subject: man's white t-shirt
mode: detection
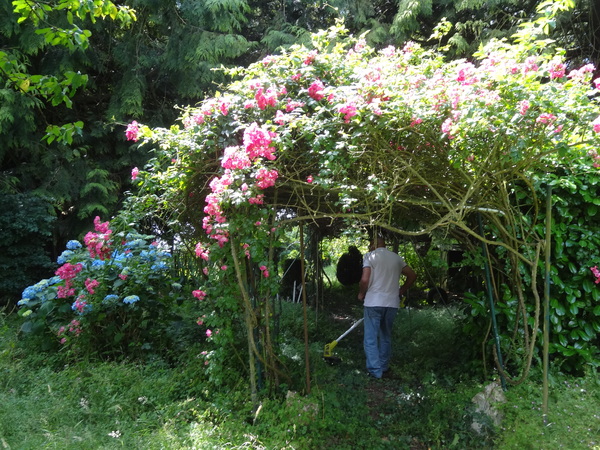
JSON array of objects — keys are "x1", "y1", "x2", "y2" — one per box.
[{"x1": 363, "y1": 247, "x2": 407, "y2": 308}]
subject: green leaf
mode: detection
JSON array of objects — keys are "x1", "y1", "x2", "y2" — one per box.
[
  {"x1": 582, "y1": 278, "x2": 594, "y2": 293},
  {"x1": 558, "y1": 333, "x2": 568, "y2": 346}
]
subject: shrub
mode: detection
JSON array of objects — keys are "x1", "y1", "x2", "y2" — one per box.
[{"x1": 17, "y1": 216, "x2": 187, "y2": 358}]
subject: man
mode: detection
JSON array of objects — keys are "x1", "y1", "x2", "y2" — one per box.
[{"x1": 358, "y1": 234, "x2": 417, "y2": 379}]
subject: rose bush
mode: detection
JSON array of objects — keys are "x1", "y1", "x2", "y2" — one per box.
[{"x1": 123, "y1": 9, "x2": 600, "y2": 385}]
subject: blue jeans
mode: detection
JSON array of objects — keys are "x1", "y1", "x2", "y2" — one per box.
[{"x1": 363, "y1": 306, "x2": 398, "y2": 378}]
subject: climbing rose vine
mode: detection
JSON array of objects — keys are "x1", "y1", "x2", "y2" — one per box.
[{"x1": 124, "y1": 21, "x2": 600, "y2": 382}]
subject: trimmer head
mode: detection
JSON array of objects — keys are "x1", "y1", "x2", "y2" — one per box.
[
  {"x1": 323, "y1": 340, "x2": 338, "y2": 359},
  {"x1": 322, "y1": 318, "x2": 364, "y2": 363}
]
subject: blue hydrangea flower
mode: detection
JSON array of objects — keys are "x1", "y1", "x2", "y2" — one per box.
[
  {"x1": 102, "y1": 294, "x2": 119, "y2": 305},
  {"x1": 113, "y1": 251, "x2": 132, "y2": 262},
  {"x1": 66, "y1": 240, "x2": 82, "y2": 250},
  {"x1": 91, "y1": 259, "x2": 106, "y2": 268},
  {"x1": 21, "y1": 285, "x2": 38, "y2": 300},
  {"x1": 21, "y1": 277, "x2": 59, "y2": 302},
  {"x1": 57, "y1": 250, "x2": 74, "y2": 264},
  {"x1": 123, "y1": 295, "x2": 140, "y2": 304},
  {"x1": 151, "y1": 261, "x2": 168, "y2": 271},
  {"x1": 126, "y1": 239, "x2": 146, "y2": 250},
  {"x1": 140, "y1": 250, "x2": 157, "y2": 261}
]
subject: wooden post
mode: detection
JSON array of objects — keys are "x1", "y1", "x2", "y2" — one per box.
[{"x1": 299, "y1": 222, "x2": 311, "y2": 394}]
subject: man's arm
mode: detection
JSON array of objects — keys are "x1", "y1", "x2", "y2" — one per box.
[
  {"x1": 357, "y1": 267, "x2": 371, "y2": 301},
  {"x1": 399, "y1": 265, "x2": 417, "y2": 297}
]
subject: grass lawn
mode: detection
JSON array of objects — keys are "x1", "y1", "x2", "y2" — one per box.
[{"x1": 1, "y1": 294, "x2": 599, "y2": 449}]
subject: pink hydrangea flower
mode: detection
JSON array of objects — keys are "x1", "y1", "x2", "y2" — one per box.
[
  {"x1": 85, "y1": 278, "x2": 99, "y2": 295},
  {"x1": 131, "y1": 167, "x2": 139, "y2": 180},
  {"x1": 56, "y1": 262, "x2": 83, "y2": 281},
  {"x1": 73, "y1": 296, "x2": 87, "y2": 314},
  {"x1": 57, "y1": 283, "x2": 76, "y2": 298},
  {"x1": 206, "y1": 329, "x2": 212, "y2": 337}
]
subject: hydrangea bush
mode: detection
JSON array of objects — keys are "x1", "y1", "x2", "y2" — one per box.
[{"x1": 18, "y1": 216, "x2": 186, "y2": 357}]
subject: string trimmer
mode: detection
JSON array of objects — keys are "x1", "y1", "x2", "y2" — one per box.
[{"x1": 323, "y1": 318, "x2": 363, "y2": 362}]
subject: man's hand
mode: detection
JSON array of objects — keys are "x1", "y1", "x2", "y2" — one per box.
[
  {"x1": 358, "y1": 267, "x2": 370, "y2": 302},
  {"x1": 399, "y1": 265, "x2": 417, "y2": 297}
]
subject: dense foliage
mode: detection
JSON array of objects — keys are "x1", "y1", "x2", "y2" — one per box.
[
  {"x1": 0, "y1": 194, "x2": 55, "y2": 304},
  {"x1": 3, "y1": 0, "x2": 599, "y2": 302}
]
